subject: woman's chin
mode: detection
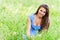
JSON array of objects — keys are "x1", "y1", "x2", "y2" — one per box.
[{"x1": 39, "y1": 15, "x2": 43, "y2": 18}]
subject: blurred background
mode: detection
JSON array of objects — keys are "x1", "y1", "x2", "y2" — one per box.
[{"x1": 0, "y1": 0, "x2": 60, "y2": 40}]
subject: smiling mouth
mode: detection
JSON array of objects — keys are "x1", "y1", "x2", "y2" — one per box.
[{"x1": 39, "y1": 13, "x2": 43, "y2": 16}]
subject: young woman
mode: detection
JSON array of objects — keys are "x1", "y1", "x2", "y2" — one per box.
[{"x1": 26, "y1": 4, "x2": 49, "y2": 37}]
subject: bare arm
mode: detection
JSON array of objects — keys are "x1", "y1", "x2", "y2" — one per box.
[{"x1": 26, "y1": 17, "x2": 31, "y2": 36}]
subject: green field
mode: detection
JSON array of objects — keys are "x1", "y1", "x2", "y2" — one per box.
[{"x1": 0, "y1": 0, "x2": 60, "y2": 40}]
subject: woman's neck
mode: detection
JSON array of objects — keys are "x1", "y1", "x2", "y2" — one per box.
[{"x1": 36, "y1": 14, "x2": 42, "y2": 20}]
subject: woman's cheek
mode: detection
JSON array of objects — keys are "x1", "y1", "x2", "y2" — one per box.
[
  {"x1": 41, "y1": 13, "x2": 45, "y2": 16},
  {"x1": 43, "y1": 13, "x2": 45, "y2": 16}
]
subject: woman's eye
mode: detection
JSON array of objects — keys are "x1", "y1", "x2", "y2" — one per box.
[
  {"x1": 43, "y1": 11, "x2": 46, "y2": 13},
  {"x1": 40, "y1": 10, "x2": 46, "y2": 13},
  {"x1": 40, "y1": 10, "x2": 42, "y2": 12}
]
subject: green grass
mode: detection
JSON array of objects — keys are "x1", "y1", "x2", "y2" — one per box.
[{"x1": 0, "y1": 0, "x2": 60, "y2": 40}]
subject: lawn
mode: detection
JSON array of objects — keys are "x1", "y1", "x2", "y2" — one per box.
[{"x1": 0, "y1": 0, "x2": 60, "y2": 40}]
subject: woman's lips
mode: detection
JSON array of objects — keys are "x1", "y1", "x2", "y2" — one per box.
[{"x1": 40, "y1": 13, "x2": 45, "y2": 16}]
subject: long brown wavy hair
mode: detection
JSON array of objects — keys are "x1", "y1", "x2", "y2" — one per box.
[{"x1": 35, "y1": 4, "x2": 49, "y2": 31}]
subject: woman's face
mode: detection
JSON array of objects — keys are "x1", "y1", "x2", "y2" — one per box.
[{"x1": 37, "y1": 7, "x2": 46, "y2": 18}]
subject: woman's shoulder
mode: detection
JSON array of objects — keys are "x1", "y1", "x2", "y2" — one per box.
[
  {"x1": 28, "y1": 14, "x2": 34, "y2": 18},
  {"x1": 27, "y1": 13, "x2": 34, "y2": 22}
]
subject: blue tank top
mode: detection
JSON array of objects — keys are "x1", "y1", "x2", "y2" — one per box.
[{"x1": 29, "y1": 14, "x2": 41, "y2": 36}]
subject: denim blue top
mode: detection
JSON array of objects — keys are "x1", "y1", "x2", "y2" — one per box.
[{"x1": 29, "y1": 14, "x2": 41, "y2": 36}]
